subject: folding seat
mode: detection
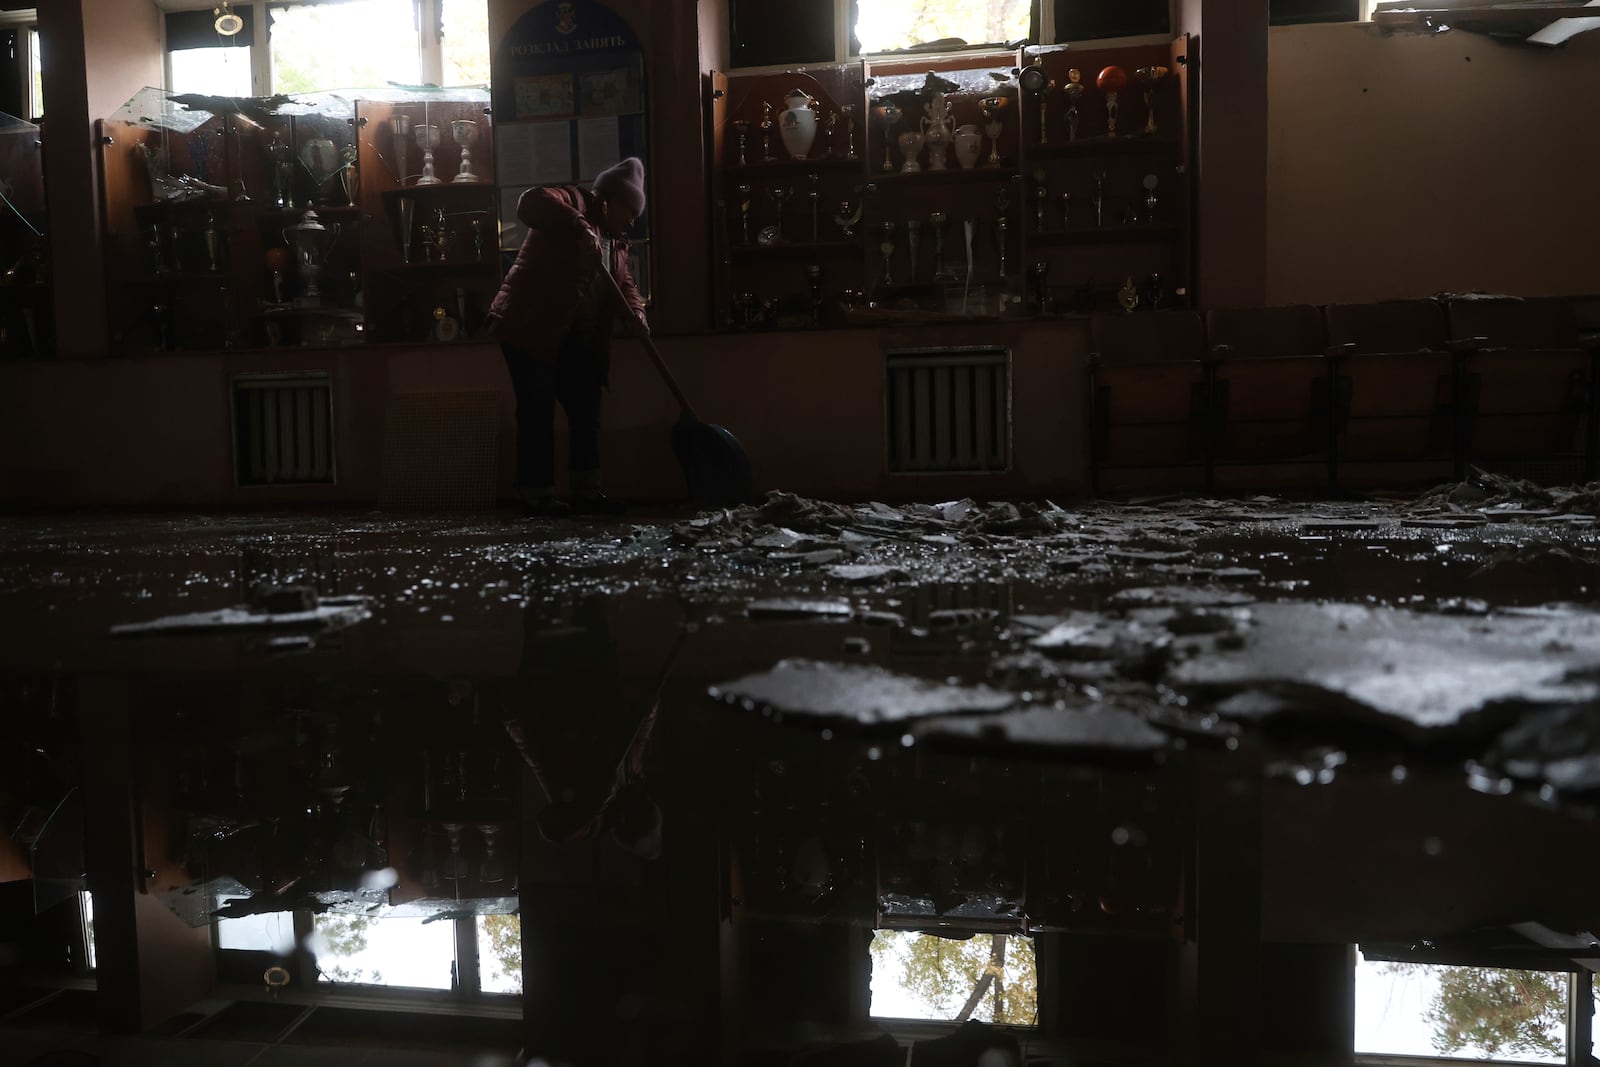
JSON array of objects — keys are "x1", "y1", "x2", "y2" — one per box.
[
  {"x1": 1204, "y1": 305, "x2": 1331, "y2": 489},
  {"x1": 1086, "y1": 311, "x2": 1209, "y2": 494},
  {"x1": 1445, "y1": 296, "x2": 1594, "y2": 480},
  {"x1": 1323, "y1": 300, "x2": 1457, "y2": 487}
]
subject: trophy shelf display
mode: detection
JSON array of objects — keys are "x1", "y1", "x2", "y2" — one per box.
[
  {"x1": 709, "y1": 34, "x2": 1192, "y2": 328},
  {"x1": 99, "y1": 85, "x2": 496, "y2": 354}
]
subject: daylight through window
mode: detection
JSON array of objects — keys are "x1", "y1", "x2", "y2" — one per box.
[{"x1": 854, "y1": 0, "x2": 1033, "y2": 55}]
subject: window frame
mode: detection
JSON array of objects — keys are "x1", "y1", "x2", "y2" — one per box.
[
  {"x1": 0, "y1": 10, "x2": 40, "y2": 120},
  {"x1": 723, "y1": 0, "x2": 1180, "y2": 72},
  {"x1": 156, "y1": 0, "x2": 485, "y2": 97}
]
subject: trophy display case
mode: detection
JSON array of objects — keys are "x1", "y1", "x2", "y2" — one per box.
[
  {"x1": 0, "y1": 111, "x2": 50, "y2": 358},
  {"x1": 709, "y1": 36, "x2": 1192, "y2": 329},
  {"x1": 99, "y1": 86, "x2": 496, "y2": 353}
]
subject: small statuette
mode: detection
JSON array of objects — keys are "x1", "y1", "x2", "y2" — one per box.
[
  {"x1": 1142, "y1": 173, "x2": 1159, "y2": 224},
  {"x1": 1093, "y1": 170, "x2": 1107, "y2": 228},
  {"x1": 1118, "y1": 275, "x2": 1140, "y2": 312},
  {"x1": 737, "y1": 183, "x2": 752, "y2": 244},
  {"x1": 731, "y1": 119, "x2": 750, "y2": 167},
  {"x1": 832, "y1": 199, "x2": 862, "y2": 238},
  {"x1": 1062, "y1": 69, "x2": 1085, "y2": 142},
  {"x1": 1060, "y1": 191, "x2": 1072, "y2": 231}
]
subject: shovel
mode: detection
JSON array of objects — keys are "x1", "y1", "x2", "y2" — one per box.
[{"x1": 599, "y1": 269, "x2": 754, "y2": 507}]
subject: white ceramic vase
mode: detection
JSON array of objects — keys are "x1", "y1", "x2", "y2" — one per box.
[
  {"x1": 953, "y1": 124, "x2": 982, "y2": 169},
  {"x1": 778, "y1": 89, "x2": 818, "y2": 160}
]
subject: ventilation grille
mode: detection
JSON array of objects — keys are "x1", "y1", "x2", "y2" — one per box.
[
  {"x1": 232, "y1": 372, "x2": 336, "y2": 487},
  {"x1": 886, "y1": 347, "x2": 1011, "y2": 474}
]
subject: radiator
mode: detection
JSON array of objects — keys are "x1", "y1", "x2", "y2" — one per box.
[
  {"x1": 886, "y1": 347, "x2": 1011, "y2": 473},
  {"x1": 231, "y1": 372, "x2": 336, "y2": 487}
]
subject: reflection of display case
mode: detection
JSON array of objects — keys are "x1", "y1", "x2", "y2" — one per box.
[
  {"x1": 0, "y1": 112, "x2": 50, "y2": 358},
  {"x1": 709, "y1": 38, "x2": 1192, "y2": 330},
  {"x1": 100, "y1": 87, "x2": 497, "y2": 353}
]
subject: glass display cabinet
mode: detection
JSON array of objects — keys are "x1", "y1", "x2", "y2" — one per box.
[
  {"x1": 709, "y1": 36, "x2": 1192, "y2": 330},
  {"x1": 100, "y1": 86, "x2": 497, "y2": 353},
  {"x1": 0, "y1": 110, "x2": 49, "y2": 358}
]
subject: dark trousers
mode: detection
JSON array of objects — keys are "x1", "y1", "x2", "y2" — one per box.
[{"x1": 501, "y1": 336, "x2": 603, "y2": 490}]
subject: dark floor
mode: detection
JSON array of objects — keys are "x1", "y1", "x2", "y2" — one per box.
[{"x1": 5, "y1": 485, "x2": 1600, "y2": 1065}]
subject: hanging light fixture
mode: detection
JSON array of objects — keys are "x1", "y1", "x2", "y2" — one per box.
[{"x1": 214, "y1": 1, "x2": 244, "y2": 36}]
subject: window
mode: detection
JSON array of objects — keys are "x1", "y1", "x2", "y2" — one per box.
[
  {"x1": 27, "y1": 27, "x2": 40, "y2": 119},
  {"x1": 870, "y1": 930, "x2": 1038, "y2": 1026},
  {"x1": 166, "y1": 7, "x2": 255, "y2": 97},
  {"x1": 854, "y1": 0, "x2": 1033, "y2": 55},
  {"x1": 163, "y1": 0, "x2": 490, "y2": 98},
  {"x1": 1269, "y1": 0, "x2": 1362, "y2": 25},
  {"x1": 726, "y1": 1, "x2": 1176, "y2": 68},
  {"x1": 270, "y1": 0, "x2": 420, "y2": 95}
]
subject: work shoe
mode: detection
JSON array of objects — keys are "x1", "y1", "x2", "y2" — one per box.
[{"x1": 569, "y1": 493, "x2": 627, "y2": 516}]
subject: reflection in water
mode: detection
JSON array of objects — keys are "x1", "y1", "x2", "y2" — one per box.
[
  {"x1": 1355, "y1": 951, "x2": 1577, "y2": 1064},
  {"x1": 870, "y1": 931, "x2": 1037, "y2": 1025},
  {"x1": 1, "y1": 502, "x2": 1600, "y2": 1064}
]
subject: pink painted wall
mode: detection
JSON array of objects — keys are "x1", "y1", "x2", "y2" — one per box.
[
  {"x1": 1, "y1": 321, "x2": 1091, "y2": 509},
  {"x1": 83, "y1": 0, "x2": 162, "y2": 122},
  {"x1": 1266, "y1": 23, "x2": 1600, "y2": 304}
]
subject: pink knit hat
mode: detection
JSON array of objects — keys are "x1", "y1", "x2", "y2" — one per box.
[{"x1": 593, "y1": 156, "x2": 646, "y2": 217}]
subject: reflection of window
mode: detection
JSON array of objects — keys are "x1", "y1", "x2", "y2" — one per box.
[
  {"x1": 162, "y1": 0, "x2": 491, "y2": 97},
  {"x1": 311, "y1": 913, "x2": 456, "y2": 990},
  {"x1": 215, "y1": 898, "x2": 296, "y2": 955},
  {"x1": 1355, "y1": 950, "x2": 1575, "y2": 1064},
  {"x1": 476, "y1": 914, "x2": 521, "y2": 994},
  {"x1": 869, "y1": 930, "x2": 1038, "y2": 1026},
  {"x1": 79, "y1": 891, "x2": 96, "y2": 971}
]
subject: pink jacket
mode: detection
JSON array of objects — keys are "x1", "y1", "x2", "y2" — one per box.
[{"x1": 485, "y1": 184, "x2": 647, "y2": 365}]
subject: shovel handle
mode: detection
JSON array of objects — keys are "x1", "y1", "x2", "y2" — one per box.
[{"x1": 597, "y1": 266, "x2": 697, "y2": 420}]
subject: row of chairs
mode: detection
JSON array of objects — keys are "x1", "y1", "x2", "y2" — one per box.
[{"x1": 1086, "y1": 296, "x2": 1598, "y2": 493}]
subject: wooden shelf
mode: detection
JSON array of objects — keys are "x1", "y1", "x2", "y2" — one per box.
[
  {"x1": 1029, "y1": 224, "x2": 1182, "y2": 247},
  {"x1": 381, "y1": 183, "x2": 496, "y2": 199},
  {"x1": 369, "y1": 259, "x2": 499, "y2": 274},
  {"x1": 731, "y1": 239, "x2": 860, "y2": 258},
  {"x1": 1028, "y1": 135, "x2": 1182, "y2": 160},
  {"x1": 725, "y1": 156, "x2": 862, "y2": 177},
  {"x1": 869, "y1": 166, "x2": 1020, "y2": 186}
]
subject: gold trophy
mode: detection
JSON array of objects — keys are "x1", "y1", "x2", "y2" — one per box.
[
  {"x1": 1136, "y1": 66, "x2": 1169, "y2": 136},
  {"x1": 1096, "y1": 66, "x2": 1128, "y2": 137},
  {"x1": 1062, "y1": 69, "x2": 1085, "y2": 142},
  {"x1": 872, "y1": 102, "x2": 903, "y2": 172},
  {"x1": 759, "y1": 102, "x2": 775, "y2": 162},
  {"x1": 980, "y1": 96, "x2": 1009, "y2": 167}
]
